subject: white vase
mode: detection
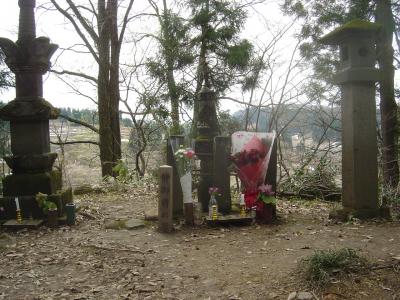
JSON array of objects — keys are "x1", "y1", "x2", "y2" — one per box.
[{"x1": 180, "y1": 172, "x2": 192, "y2": 203}]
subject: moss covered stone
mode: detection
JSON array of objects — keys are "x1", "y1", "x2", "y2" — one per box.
[
  {"x1": 3, "y1": 170, "x2": 62, "y2": 196},
  {"x1": 320, "y1": 19, "x2": 381, "y2": 45},
  {"x1": 0, "y1": 97, "x2": 60, "y2": 121}
]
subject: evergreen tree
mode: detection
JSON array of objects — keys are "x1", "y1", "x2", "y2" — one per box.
[
  {"x1": 147, "y1": 0, "x2": 194, "y2": 134},
  {"x1": 188, "y1": 0, "x2": 253, "y2": 136}
]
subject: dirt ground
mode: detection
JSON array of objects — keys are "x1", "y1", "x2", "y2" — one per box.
[{"x1": 0, "y1": 182, "x2": 399, "y2": 300}]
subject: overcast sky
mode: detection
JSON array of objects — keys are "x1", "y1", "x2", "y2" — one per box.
[{"x1": 0, "y1": 0, "x2": 298, "y2": 113}]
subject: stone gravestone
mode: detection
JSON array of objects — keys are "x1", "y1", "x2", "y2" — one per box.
[
  {"x1": 194, "y1": 85, "x2": 220, "y2": 211},
  {"x1": 213, "y1": 136, "x2": 231, "y2": 213},
  {"x1": 321, "y1": 20, "x2": 384, "y2": 219},
  {"x1": 0, "y1": 0, "x2": 72, "y2": 221}
]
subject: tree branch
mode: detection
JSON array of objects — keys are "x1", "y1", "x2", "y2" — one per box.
[
  {"x1": 50, "y1": 69, "x2": 98, "y2": 83},
  {"x1": 51, "y1": 140, "x2": 99, "y2": 146},
  {"x1": 59, "y1": 114, "x2": 99, "y2": 134}
]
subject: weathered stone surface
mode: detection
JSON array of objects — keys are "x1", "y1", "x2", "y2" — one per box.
[
  {"x1": 287, "y1": 291, "x2": 314, "y2": 300},
  {"x1": 0, "y1": 0, "x2": 72, "y2": 221},
  {"x1": 287, "y1": 292, "x2": 297, "y2": 300},
  {"x1": 3, "y1": 170, "x2": 62, "y2": 196},
  {"x1": 158, "y1": 165, "x2": 173, "y2": 233},
  {"x1": 104, "y1": 219, "x2": 126, "y2": 230},
  {"x1": 4, "y1": 153, "x2": 57, "y2": 173},
  {"x1": 0, "y1": 98, "x2": 59, "y2": 121},
  {"x1": 104, "y1": 218, "x2": 145, "y2": 230},
  {"x1": 144, "y1": 208, "x2": 158, "y2": 221},
  {"x1": 321, "y1": 20, "x2": 382, "y2": 219},
  {"x1": 297, "y1": 292, "x2": 314, "y2": 300},
  {"x1": 195, "y1": 86, "x2": 220, "y2": 212},
  {"x1": 213, "y1": 136, "x2": 231, "y2": 213},
  {"x1": 0, "y1": 233, "x2": 16, "y2": 249},
  {"x1": 125, "y1": 219, "x2": 145, "y2": 230}
]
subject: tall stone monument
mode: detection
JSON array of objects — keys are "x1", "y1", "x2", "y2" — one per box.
[
  {"x1": 0, "y1": 0, "x2": 71, "y2": 220},
  {"x1": 321, "y1": 20, "x2": 384, "y2": 219},
  {"x1": 194, "y1": 85, "x2": 220, "y2": 211}
]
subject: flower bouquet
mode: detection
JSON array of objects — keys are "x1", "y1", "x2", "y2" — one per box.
[
  {"x1": 174, "y1": 146, "x2": 196, "y2": 204},
  {"x1": 231, "y1": 131, "x2": 276, "y2": 222}
]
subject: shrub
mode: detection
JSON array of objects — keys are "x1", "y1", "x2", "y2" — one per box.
[{"x1": 300, "y1": 248, "x2": 368, "y2": 286}]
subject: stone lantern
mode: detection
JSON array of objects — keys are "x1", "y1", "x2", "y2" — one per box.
[
  {"x1": 0, "y1": 0, "x2": 71, "y2": 221},
  {"x1": 321, "y1": 20, "x2": 383, "y2": 219}
]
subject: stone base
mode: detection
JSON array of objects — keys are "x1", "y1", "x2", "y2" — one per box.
[
  {"x1": 0, "y1": 188, "x2": 72, "y2": 220},
  {"x1": 3, "y1": 170, "x2": 62, "y2": 196},
  {"x1": 329, "y1": 206, "x2": 391, "y2": 221},
  {"x1": 2, "y1": 219, "x2": 44, "y2": 229}
]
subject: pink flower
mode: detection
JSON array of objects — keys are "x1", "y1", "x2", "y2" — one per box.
[
  {"x1": 258, "y1": 184, "x2": 273, "y2": 195},
  {"x1": 209, "y1": 187, "x2": 220, "y2": 196},
  {"x1": 184, "y1": 149, "x2": 195, "y2": 159}
]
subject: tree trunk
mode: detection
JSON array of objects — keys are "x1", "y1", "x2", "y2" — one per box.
[
  {"x1": 98, "y1": 0, "x2": 114, "y2": 177},
  {"x1": 109, "y1": 0, "x2": 122, "y2": 167},
  {"x1": 375, "y1": 0, "x2": 399, "y2": 188}
]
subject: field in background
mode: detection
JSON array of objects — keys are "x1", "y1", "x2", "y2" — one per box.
[{"x1": 49, "y1": 121, "x2": 164, "y2": 187}]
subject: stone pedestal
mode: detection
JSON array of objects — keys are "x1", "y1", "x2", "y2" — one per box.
[
  {"x1": 321, "y1": 20, "x2": 384, "y2": 219},
  {"x1": 0, "y1": 0, "x2": 72, "y2": 221}
]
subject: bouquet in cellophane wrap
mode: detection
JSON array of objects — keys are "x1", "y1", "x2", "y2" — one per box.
[
  {"x1": 231, "y1": 131, "x2": 276, "y2": 222},
  {"x1": 174, "y1": 146, "x2": 196, "y2": 204}
]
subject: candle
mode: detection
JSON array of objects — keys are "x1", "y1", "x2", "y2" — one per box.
[{"x1": 15, "y1": 197, "x2": 20, "y2": 211}]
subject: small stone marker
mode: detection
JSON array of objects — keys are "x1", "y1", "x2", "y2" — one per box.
[
  {"x1": 158, "y1": 165, "x2": 173, "y2": 233},
  {"x1": 213, "y1": 136, "x2": 231, "y2": 213},
  {"x1": 184, "y1": 202, "x2": 194, "y2": 226}
]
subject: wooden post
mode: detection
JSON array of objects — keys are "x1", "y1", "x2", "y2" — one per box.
[
  {"x1": 213, "y1": 136, "x2": 231, "y2": 213},
  {"x1": 158, "y1": 165, "x2": 173, "y2": 233},
  {"x1": 166, "y1": 135, "x2": 184, "y2": 216}
]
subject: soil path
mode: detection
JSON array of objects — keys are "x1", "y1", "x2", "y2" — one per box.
[{"x1": 1, "y1": 185, "x2": 399, "y2": 300}]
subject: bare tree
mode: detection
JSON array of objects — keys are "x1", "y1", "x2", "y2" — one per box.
[{"x1": 47, "y1": 0, "x2": 135, "y2": 177}]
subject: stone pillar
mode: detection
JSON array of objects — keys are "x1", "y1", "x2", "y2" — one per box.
[
  {"x1": 158, "y1": 165, "x2": 173, "y2": 233},
  {"x1": 213, "y1": 136, "x2": 231, "y2": 213},
  {"x1": 194, "y1": 85, "x2": 220, "y2": 211},
  {"x1": 0, "y1": 0, "x2": 72, "y2": 220},
  {"x1": 321, "y1": 20, "x2": 383, "y2": 219}
]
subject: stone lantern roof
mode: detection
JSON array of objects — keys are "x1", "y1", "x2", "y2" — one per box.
[{"x1": 320, "y1": 19, "x2": 381, "y2": 45}]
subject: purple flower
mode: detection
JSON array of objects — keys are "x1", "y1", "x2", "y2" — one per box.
[
  {"x1": 209, "y1": 187, "x2": 220, "y2": 196},
  {"x1": 258, "y1": 184, "x2": 273, "y2": 196}
]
